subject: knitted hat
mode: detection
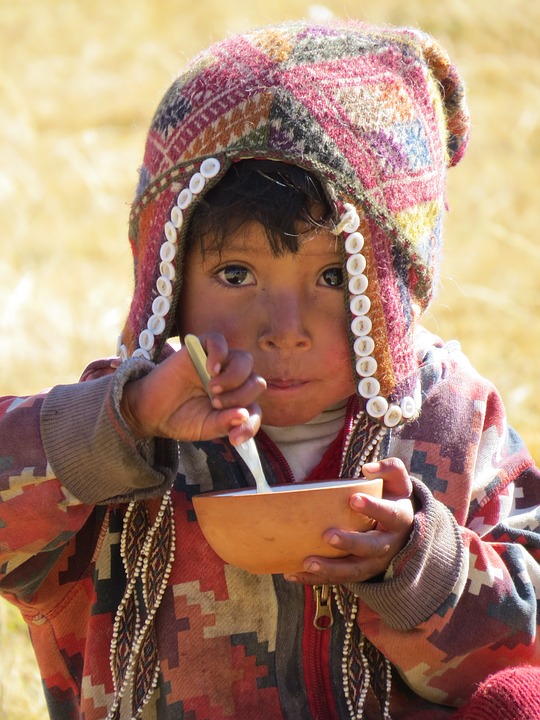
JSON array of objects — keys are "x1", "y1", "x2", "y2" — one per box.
[{"x1": 119, "y1": 19, "x2": 470, "y2": 429}]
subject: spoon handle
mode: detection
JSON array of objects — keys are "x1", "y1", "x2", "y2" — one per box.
[
  {"x1": 184, "y1": 333, "x2": 212, "y2": 393},
  {"x1": 183, "y1": 334, "x2": 272, "y2": 493}
]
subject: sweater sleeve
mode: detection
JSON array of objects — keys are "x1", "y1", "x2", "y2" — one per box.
[
  {"x1": 349, "y1": 341, "x2": 540, "y2": 705},
  {"x1": 0, "y1": 358, "x2": 178, "y2": 603},
  {"x1": 41, "y1": 357, "x2": 178, "y2": 504}
]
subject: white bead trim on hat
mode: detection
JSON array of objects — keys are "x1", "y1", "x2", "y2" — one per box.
[
  {"x1": 335, "y1": 203, "x2": 416, "y2": 427},
  {"x1": 117, "y1": 157, "x2": 222, "y2": 362}
]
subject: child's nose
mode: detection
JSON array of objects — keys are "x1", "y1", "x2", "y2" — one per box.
[{"x1": 258, "y1": 292, "x2": 312, "y2": 351}]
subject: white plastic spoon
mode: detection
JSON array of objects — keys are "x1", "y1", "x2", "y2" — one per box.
[{"x1": 183, "y1": 334, "x2": 272, "y2": 493}]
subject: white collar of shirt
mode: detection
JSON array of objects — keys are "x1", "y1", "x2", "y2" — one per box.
[{"x1": 262, "y1": 401, "x2": 347, "y2": 482}]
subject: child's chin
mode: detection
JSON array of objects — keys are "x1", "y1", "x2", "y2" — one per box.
[{"x1": 261, "y1": 405, "x2": 324, "y2": 428}]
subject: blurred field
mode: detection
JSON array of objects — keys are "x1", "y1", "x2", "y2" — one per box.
[{"x1": 0, "y1": 0, "x2": 538, "y2": 717}]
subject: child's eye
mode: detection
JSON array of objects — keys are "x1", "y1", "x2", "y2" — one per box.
[
  {"x1": 320, "y1": 267, "x2": 344, "y2": 288},
  {"x1": 216, "y1": 265, "x2": 254, "y2": 286}
]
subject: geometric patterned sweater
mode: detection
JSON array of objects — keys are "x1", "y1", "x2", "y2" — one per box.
[{"x1": 0, "y1": 330, "x2": 539, "y2": 719}]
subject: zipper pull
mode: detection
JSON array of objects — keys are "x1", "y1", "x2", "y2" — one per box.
[{"x1": 313, "y1": 584, "x2": 334, "y2": 630}]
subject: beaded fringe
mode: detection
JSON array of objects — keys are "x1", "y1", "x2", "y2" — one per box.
[
  {"x1": 339, "y1": 409, "x2": 386, "y2": 480},
  {"x1": 335, "y1": 411, "x2": 392, "y2": 720},
  {"x1": 107, "y1": 491, "x2": 176, "y2": 719}
]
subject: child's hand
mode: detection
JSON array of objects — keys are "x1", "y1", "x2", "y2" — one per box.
[
  {"x1": 284, "y1": 458, "x2": 414, "y2": 585},
  {"x1": 121, "y1": 333, "x2": 266, "y2": 445}
]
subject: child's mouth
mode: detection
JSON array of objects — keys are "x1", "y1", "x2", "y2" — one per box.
[{"x1": 265, "y1": 379, "x2": 308, "y2": 391}]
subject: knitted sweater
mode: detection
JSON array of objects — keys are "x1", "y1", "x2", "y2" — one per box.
[{"x1": 0, "y1": 331, "x2": 539, "y2": 720}]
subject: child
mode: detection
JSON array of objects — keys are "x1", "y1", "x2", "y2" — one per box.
[{"x1": 1, "y1": 18, "x2": 540, "y2": 720}]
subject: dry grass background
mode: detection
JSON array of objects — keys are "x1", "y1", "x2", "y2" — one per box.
[{"x1": 0, "y1": 0, "x2": 538, "y2": 717}]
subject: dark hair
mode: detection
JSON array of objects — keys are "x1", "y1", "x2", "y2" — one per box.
[{"x1": 187, "y1": 159, "x2": 333, "y2": 256}]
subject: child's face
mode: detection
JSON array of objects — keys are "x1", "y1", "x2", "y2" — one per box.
[{"x1": 178, "y1": 222, "x2": 356, "y2": 427}]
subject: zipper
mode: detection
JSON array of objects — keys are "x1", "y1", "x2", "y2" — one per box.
[
  {"x1": 313, "y1": 584, "x2": 334, "y2": 629},
  {"x1": 303, "y1": 585, "x2": 339, "y2": 720}
]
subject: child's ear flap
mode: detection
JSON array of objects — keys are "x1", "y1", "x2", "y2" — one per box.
[{"x1": 410, "y1": 28, "x2": 471, "y2": 168}]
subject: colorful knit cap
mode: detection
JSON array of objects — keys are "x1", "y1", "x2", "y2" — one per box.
[{"x1": 120, "y1": 18, "x2": 470, "y2": 427}]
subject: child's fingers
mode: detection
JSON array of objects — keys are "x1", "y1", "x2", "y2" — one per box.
[
  {"x1": 202, "y1": 407, "x2": 251, "y2": 442},
  {"x1": 282, "y1": 491, "x2": 416, "y2": 585},
  {"x1": 201, "y1": 332, "x2": 255, "y2": 383},
  {"x1": 198, "y1": 403, "x2": 262, "y2": 445},
  {"x1": 210, "y1": 373, "x2": 267, "y2": 411},
  {"x1": 200, "y1": 332, "x2": 231, "y2": 378},
  {"x1": 286, "y1": 522, "x2": 409, "y2": 585},
  {"x1": 227, "y1": 403, "x2": 263, "y2": 445},
  {"x1": 183, "y1": 334, "x2": 266, "y2": 415},
  {"x1": 284, "y1": 554, "x2": 384, "y2": 585},
  {"x1": 198, "y1": 334, "x2": 267, "y2": 403},
  {"x1": 207, "y1": 349, "x2": 257, "y2": 391},
  {"x1": 348, "y1": 493, "x2": 413, "y2": 532},
  {"x1": 362, "y1": 457, "x2": 413, "y2": 498}
]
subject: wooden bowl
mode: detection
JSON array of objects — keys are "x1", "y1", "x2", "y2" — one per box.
[{"x1": 192, "y1": 478, "x2": 383, "y2": 574}]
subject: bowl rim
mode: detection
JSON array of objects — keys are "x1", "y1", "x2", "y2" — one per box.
[{"x1": 192, "y1": 477, "x2": 383, "y2": 499}]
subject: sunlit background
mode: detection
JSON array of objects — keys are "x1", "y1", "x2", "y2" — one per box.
[{"x1": 0, "y1": 1, "x2": 538, "y2": 716}]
